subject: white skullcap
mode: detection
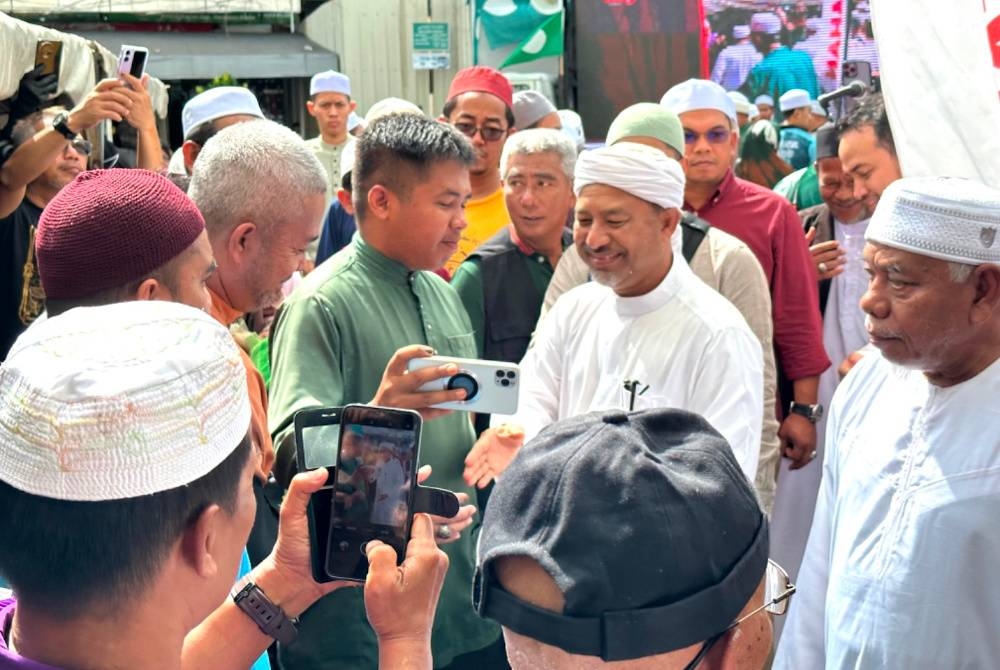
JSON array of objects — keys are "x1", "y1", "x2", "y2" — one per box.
[
  {"x1": 365, "y1": 97, "x2": 424, "y2": 124},
  {"x1": 750, "y1": 12, "x2": 781, "y2": 35},
  {"x1": 661, "y1": 79, "x2": 737, "y2": 124},
  {"x1": 182, "y1": 86, "x2": 263, "y2": 139},
  {"x1": 310, "y1": 70, "x2": 351, "y2": 97},
  {"x1": 779, "y1": 88, "x2": 811, "y2": 112},
  {"x1": 755, "y1": 94, "x2": 774, "y2": 107},
  {"x1": 558, "y1": 109, "x2": 586, "y2": 151},
  {"x1": 513, "y1": 90, "x2": 557, "y2": 129},
  {"x1": 866, "y1": 177, "x2": 1000, "y2": 265},
  {"x1": 733, "y1": 25, "x2": 751, "y2": 39},
  {"x1": 574, "y1": 142, "x2": 685, "y2": 211},
  {"x1": 727, "y1": 91, "x2": 752, "y2": 115},
  {"x1": 809, "y1": 100, "x2": 826, "y2": 117},
  {"x1": 0, "y1": 301, "x2": 251, "y2": 502}
]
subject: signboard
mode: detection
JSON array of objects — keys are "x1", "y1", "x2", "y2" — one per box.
[{"x1": 412, "y1": 22, "x2": 450, "y2": 70}]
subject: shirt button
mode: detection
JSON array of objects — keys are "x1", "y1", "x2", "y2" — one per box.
[{"x1": 426, "y1": 324, "x2": 433, "y2": 331}]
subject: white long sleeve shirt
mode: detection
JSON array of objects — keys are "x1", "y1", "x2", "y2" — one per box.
[
  {"x1": 496, "y1": 256, "x2": 763, "y2": 480},
  {"x1": 775, "y1": 352, "x2": 1000, "y2": 669}
]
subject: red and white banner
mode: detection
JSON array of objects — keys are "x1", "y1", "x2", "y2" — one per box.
[{"x1": 872, "y1": 0, "x2": 1000, "y2": 187}]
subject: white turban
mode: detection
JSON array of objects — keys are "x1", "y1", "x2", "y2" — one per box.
[{"x1": 574, "y1": 143, "x2": 686, "y2": 255}]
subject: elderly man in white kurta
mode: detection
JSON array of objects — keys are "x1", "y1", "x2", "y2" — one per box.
[
  {"x1": 775, "y1": 177, "x2": 1000, "y2": 669},
  {"x1": 464, "y1": 142, "x2": 763, "y2": 484}
]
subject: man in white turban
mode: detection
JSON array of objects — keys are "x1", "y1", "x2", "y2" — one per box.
[
  {"x1": 775, "y1": 177, "x2": 1000, "y2": 669},
  {"x1": 463, "y1": 143, "x2": 764, "y2": 486}
]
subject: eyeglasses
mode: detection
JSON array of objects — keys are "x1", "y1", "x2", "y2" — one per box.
[
  {"x1": 683, "y1": 127, "x2": 731, "y2": 145},
  {"x1": 67, "y1": 136, "x2": 92, "y2": 156},
  {"x1": 453, "y1": 122, "x2": 507, "y2": 142},
  {"x1": 682, "y1": 560, "x2": 796, "y2": 670}
]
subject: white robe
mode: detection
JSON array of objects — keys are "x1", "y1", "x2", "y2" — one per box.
[
  {"x1": 775, "y1": 352, "x2": 1000, "y2": 669},
  {"x1": 496, "y1": 256, "x2": 763, "y2": 480}
]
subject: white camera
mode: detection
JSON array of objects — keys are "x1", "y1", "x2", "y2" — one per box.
[{"x1": 407, "y1": 356, "x2": 519, "y2": 415}]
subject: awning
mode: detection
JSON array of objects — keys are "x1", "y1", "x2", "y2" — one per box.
[{"x1": 75, "y1": 30, "x2": 340, "y2": 80}]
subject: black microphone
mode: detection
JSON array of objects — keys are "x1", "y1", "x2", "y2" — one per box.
[{"x1": 818, "y1": 80, "x2": 868, "y2": 109}]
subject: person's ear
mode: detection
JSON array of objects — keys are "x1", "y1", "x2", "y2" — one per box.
[
  {"x1": 660, "y1": 207, "x2": 681, "y2": 236},
  {"x1": 349, "y1": 100, "x2": 358, "y2": 113},
  {"x1": 306, "y1": 99, "x2": 316, "y2": 116},
  {"x1": 337, "y1": 187, "x2": 355, "y2": 215},
  {"x1": 228, "y1": 222, "x2": 259, "y2": 263},
  {"x1": 970, "y1": 264, "x2": 1000, "y2": 324},
  {"x1": 134, "y1": 277, "x2": 172, "y2": 302},
  {"x1": 179, "y1": 503, "x2": 224, "y2": 578},
  {"x1": 181, "y1": 140, "x2": 201, "y2": 173},
  {"x1": 367, "y1": 184, "x2": 393, "y2": 220}
]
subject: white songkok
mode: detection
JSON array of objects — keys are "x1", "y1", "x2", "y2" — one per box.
[
  {"x1": 310, "y1": 69, "x2": 351, "y2": 97},
  {"x1": 0, "y1": 301, "x2": 251, "y2": 502},
  {"x1": 733, "y1": 24, "x2": 751, "y2": 39},
  {"x1": 365, "y1": 97, "x2": 424, "y2": 124},
  {"x1": 574, "y1": 142, "x2": 685, "y2": 210},
  {"x1": 750, "y1": 12, "x2": 781, "y2": 35},
  {"x1": 181, "y1": 86, "x2": 264, "y2": 139},
  {"x1": 779, "y1": 88, "x2": 811, "y2": 112},
  {"x1": 755, "y1": 94, "x2": 774, "y2": 107},
  {"x1": 661, "y1": 79, "x2": 737, "y2": 125},
  {"x1": 558, "y1": 109, "x2": 586, "y2": 151},
  {"x1": 728, "y1": 91, "x2": 752, "y2": 116},
  {"x1": 866, "y1": 177, "x2": 1000, "y2": 265}
]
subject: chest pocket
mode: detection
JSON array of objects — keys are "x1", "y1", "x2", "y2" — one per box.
[{"x1": 441, "y1": 331, "x2": 476, "y2": 359}]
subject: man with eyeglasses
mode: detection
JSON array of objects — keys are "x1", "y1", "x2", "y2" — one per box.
[
  {"x1": 0, "y1": 76, "x2": 161, "y2": 361},
  {"x1": 661, "y1": 79, "x2": 829, "y2": 477},
  {"x1": 439, "y1": 66, "x2": 516, "y2": 277},
  {"x1": 475, "y1": 407, "x2": 792, "y2": 670}
]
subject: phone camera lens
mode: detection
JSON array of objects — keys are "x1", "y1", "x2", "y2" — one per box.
[
  {"x1": 505, "y1": 371, "x2": 516, "y2": 379},
  {"x1": 495, "y1": 370, "x2": 504, "y2": 378},
  {"x1": 500, "y1": 378, "x2": 510, "y2": 387},
  {"x1": 447, "y1": 372, "x2": 479, "y2": 400}
]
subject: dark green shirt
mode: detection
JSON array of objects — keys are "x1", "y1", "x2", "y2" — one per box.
[{"x1": 268, "y1": 235, "x2": 499, "y2": 668}]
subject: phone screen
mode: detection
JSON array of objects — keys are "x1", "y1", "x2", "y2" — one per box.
[
  {"x1": 129, "y1": 50, "x2": 148, "y2": 78},
  {"x1": 299, "y1": 422, "x2": 341, "y2": 470},
  {"x1": 326, "y1": 406, "x2": 419, "y2": 581}
]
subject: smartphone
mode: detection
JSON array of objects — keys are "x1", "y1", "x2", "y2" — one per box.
[
  {"x1": 117, "y1": 45, "x2": 148, "y2": 85},
  {"x1": 293, "y1": 406, "x2": 343, "y2": 583},
  {"x1": 407, "y1": 355, "x2": 520, "y2": 415},
  {"x1": 35, "y1": 40, "x2": 62, "y2": 77},
  {"x1": 326, "y1": 404, "x2": 421, "y2": 582}
]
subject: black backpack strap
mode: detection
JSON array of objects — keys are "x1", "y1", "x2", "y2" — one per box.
[{"x1": 680, "y1": 212, "x2": 711, "y2": 263}]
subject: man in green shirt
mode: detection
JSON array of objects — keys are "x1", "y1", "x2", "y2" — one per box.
[
  {"x1": 268, "y1": 113, "x2": 502, "y2": 669},
  {"x1": 451, "y1": 128, "x2": 575, "y2": 363}
]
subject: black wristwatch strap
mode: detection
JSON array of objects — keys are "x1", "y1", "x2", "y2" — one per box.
[
  {"x1": 51, "y1": 112, "x2": 75, "y2": 140},
  {"x1": 231, "y1": 576, "x2": 299, "y2": 645}
]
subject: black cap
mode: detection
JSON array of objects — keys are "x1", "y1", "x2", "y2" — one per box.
[
  {"x1": 474, "y1": 408, "x2": 768, "y2": 662},
  {"x1": 815, "y1": 123, "x2": 840, "y2": 161}
]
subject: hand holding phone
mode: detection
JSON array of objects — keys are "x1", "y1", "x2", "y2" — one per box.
[
  {"x1": 407, "y1": 356, "x2": 520, "y2": 415},
  {"x1": 117, "y1": 45, "x2": 148, "y2": 89},
  {"x1": 372, "y1": 345, "x2": 469, "y2": 419}
]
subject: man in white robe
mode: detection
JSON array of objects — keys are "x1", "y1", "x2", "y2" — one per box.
[
  {"x1": 463, "y1": 142, "x2": 764, "y2": 485},
  {"x1": 775, "y1": 176, "x2": 1000, "y2": 669}
]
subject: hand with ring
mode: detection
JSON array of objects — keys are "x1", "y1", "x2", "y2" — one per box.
[{"x1": 805, "y1": 227, "x2": 847, "y2": 281}]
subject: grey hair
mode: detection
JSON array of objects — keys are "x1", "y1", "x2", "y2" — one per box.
[
  {"x1": 948, "y1": 261, "x2": 975, "y2": 283},
  {"x1": 188, "y1": 119, "x2": 327, "y2": 237},
  {"x1": 11, "y1": 107, "x2": 65, "y2": 147},
  {"x1": 500, "y1": 128, "x2": 577, "y2": 181}
]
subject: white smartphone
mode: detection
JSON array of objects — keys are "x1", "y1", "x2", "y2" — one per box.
[
  {"x1": 117, "y1": 45, "x2": 148, "y2": 86},
  {"x1": 407, "y1": 355, "x2": 519, "y2": 415}
]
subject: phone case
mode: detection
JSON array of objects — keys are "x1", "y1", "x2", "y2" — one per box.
[
  {"x1": 293, "y1": 407, "x2": 343, "y2": 584},
  {"x1": 407, "y1": 356, "x2": 520, "y2": 415}
]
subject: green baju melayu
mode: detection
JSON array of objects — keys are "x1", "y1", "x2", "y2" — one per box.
[{"x1": 268, "y1": 234, "x2": 500, "y2": 669}]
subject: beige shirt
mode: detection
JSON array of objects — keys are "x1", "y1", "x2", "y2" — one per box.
[
  {"x1": 305, "y1": 135, "x2": 355, "y2": 261},
  {"x1": 542, "y1": 228, "x2": 781, "y2": 513}
]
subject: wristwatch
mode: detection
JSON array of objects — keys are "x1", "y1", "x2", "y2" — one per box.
[
  {"x1": 789, "y1": 402, "x2": 824, "y2": 424},
  {"x1": 231, "y1": 575, "x2": 299, "y2": 645},
  {"x1": 51, "y1": 111, "x2": 76, "y2": 140}
]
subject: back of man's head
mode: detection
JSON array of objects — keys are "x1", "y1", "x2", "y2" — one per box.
[
  {"x1": 188, "y1": 119, "x2": 326, "y2": 241},
  {"x1": 475, "y1": 409, "x2": 770, "y2": 668},
  {"x1": 352, "y1": 113, "x2": 475, "y2": 220},
  {"x1": 0, "y1": 301, "x2": 252, "y2": 619},
  {"x1": 36, "y1": 169, "x2": 208, "y2": 315}
]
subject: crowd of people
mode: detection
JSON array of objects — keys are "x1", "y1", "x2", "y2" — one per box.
[{"x1": 0, "y1": 6, "x2": 999, "y2": 669}]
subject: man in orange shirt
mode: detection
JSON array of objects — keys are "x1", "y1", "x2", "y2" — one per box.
[
  {"x1": 188, "y1": 118, "x2": 327, "y2": 563},
  {"x1": 440, "y1": 66, "x2": 516, "y2": 276}
]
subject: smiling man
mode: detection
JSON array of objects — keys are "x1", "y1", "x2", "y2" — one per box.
[
  {"x1": 836, "y1": 93, "x2": 902, "y2": 209},
  {"x1": 470, "y1": 142, "x2": 763, "y2": 486},
  {"x1": 267, "y1": 113, "x2": 503, "y2": 669},
  {"x1": 775, "y1": 177, "x2": 1000, "y2": 669}
]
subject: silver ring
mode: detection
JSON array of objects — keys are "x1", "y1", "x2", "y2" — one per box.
[
  {"x1": 818, "y1": 262, "x2": 829, "y2": 273},
  {"x1": 436, "y1": 524, "x2": 451, "y2": 539}
]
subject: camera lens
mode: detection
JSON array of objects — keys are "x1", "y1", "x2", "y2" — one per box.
[
  {"x1": 505, "y1": 371, "x2": 516, "y2": 379},
  {"x1": 500, "y1": 378, "x2": 510, "y2": 387},
  {"x1": 447, "y1": 372, "x2": 479, "y2": 401},
  {"x1": 495, "y1": 370, "x2": 505, "y2": 378}
]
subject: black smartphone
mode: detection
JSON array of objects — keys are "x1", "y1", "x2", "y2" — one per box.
[
  {"x1": 117, "y1": 45, "x2": 148, "y2": 86},
  {"x1": 293, "y1": 406, "x2": 343, "y2": 584},
  {"x1": 35, "y1": 40, "x2": 62, "y2": 78},
  {"x1": 326, "y1": 404, "x2": 422, "y2": 582}
]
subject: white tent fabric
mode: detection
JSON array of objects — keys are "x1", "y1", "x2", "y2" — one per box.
[
  {"x1": 1, "y1": 11, "x2": 168, "y2": 117},
  {"x1": 871, "y1": 0, "x2": 1000, "y2": 187}
]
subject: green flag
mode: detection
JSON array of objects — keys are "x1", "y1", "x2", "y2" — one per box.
[{"x1": 500, "y1": 10, "x2": 563, "y2": 68}]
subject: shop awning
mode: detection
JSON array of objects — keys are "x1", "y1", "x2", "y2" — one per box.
[{"x1": 76, "y1": 30, "x2": 340, "y2": 80}]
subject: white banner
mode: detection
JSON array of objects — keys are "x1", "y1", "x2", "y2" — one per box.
[{"x1": 872, "y1": 0, "x2": 1000, "y2": 187}]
